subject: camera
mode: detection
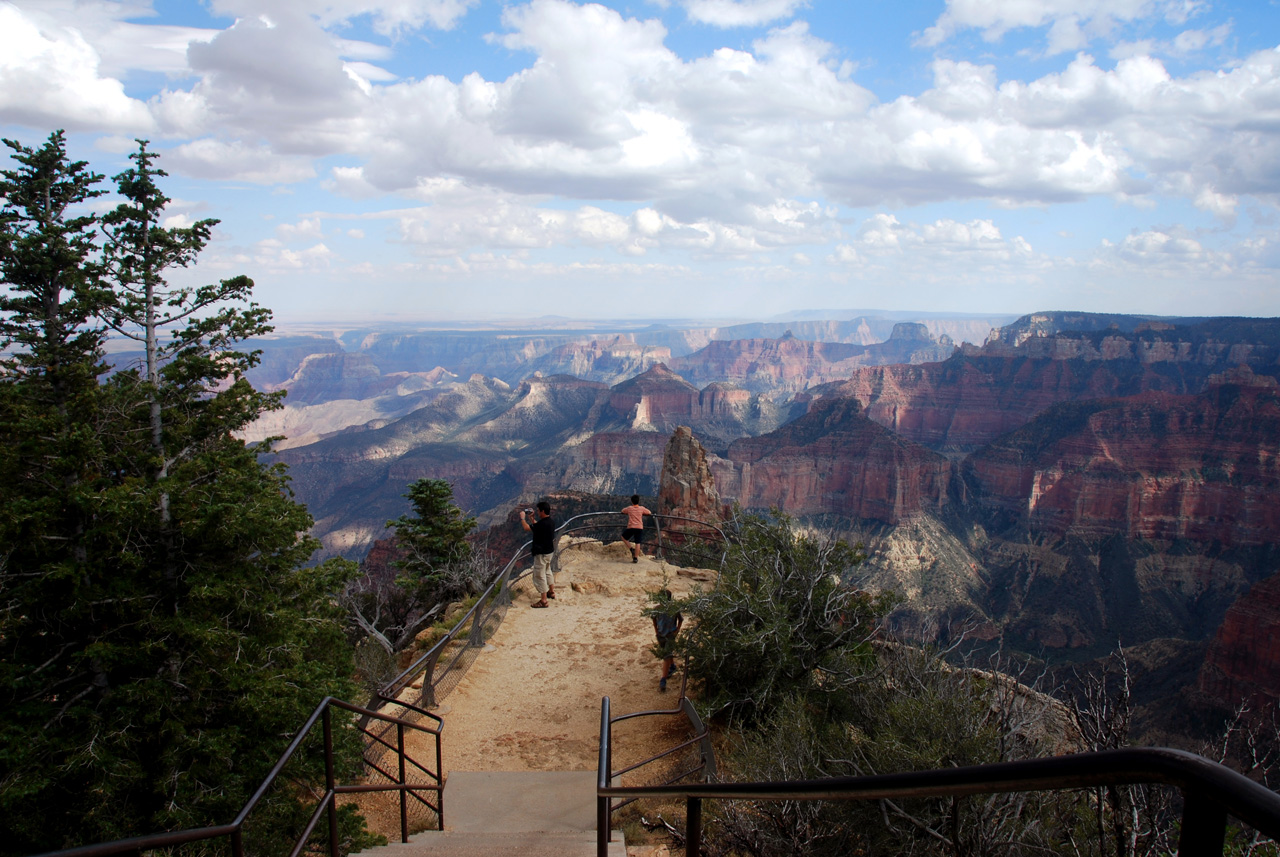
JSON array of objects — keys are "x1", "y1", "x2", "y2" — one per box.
[{"x1": 523, "y1": 508, "x2": 534, "y2": 514}]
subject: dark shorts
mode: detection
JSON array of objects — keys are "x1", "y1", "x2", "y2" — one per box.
[
  {"x1": 656, "y1": 633, "x2": 678, "y2": 658},
  {"x1": 623, "y1": 527, "x2": 644, "y2": 542}
]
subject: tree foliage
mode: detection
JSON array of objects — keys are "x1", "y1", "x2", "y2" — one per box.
[
  {"x1": 345, "y1": 479, "x2": 483, "y2": 669},
  {"x1": 673, "y1": 510, "x2": 891, "y2": 723},
  {"x1": 680, "y1": 517, "x2": 1279, "y2": 856},
  {"x1": 0, "y1": 133, "x2": 367, "y2": 855},
  {"x1": 390, "y1": 478, "x2": 477, "y2": 576},
  {"x1": 673, "y1": 512, "x2": 1071, "y2": 856}
]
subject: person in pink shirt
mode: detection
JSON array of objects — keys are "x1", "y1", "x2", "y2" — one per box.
[{"x1": 620, "y1": 494, "x2": 652, "y2": 563}]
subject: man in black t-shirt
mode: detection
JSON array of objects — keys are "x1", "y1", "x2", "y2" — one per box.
[{"x1": 520, "y1": 500, "x2": 556, "y2": 608}]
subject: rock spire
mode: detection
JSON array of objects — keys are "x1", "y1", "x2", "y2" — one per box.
[{"x1": 658, "y1": 426, "x2": 723, "y2": 523}]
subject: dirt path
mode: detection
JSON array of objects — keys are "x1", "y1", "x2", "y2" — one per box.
[{"x1": 413, "y1": 538, "x2": 713, "y2": 778}]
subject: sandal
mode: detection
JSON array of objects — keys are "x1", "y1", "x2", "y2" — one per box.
[{"x1": 531, "y1": 601, "x2": 548, "y2": 608}]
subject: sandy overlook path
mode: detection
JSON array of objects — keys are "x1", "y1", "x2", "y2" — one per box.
[{"x1": 411, "y1": 538, "x2": 714, "y2": 780}]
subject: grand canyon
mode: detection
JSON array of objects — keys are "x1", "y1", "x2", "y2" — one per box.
[{"x1": 237, "y1": 310, "x2": 1280, "y2": 739}]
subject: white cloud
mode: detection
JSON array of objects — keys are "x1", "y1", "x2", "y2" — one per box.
[
  {"x1": 166, "y1": 138, "x2": 317, "y2": 183},
  {"x1": 208, "y1": 0, "x2": 478, "y2": 34},
  {"x1": 1110, "y1": 23, "x2": 1231, "y2": 60},
  {"x1": 183, "y1": 11, "x2": 370, "y2": 152},
  {"x1": 833, "y1": 213, "x2": 1036, "y2": 266},
  {"x1": 5, "y1": 0, "x2": 1276, "y2": 271},
  {"x1": 277, "y1": 217, "x2": 325, "y2": 241},
  {"x1": 678, "y1": 0, "x2": 808, "y2": 28},
  {"x1": 920, "y1": 0, "x2": 1208, "y2": 53},
  {"x1": 242, "y1": 238, "x2": 336, "y2": 271},
  {"x1": 0, "y1": 2, "x2": 153, "y2": 133}
]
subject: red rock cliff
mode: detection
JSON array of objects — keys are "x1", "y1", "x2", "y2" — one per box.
[
  {"x1": 659, "y1": 426, "x2": 724, "y2": 522},
  {"x1": 712, "y1": 397, "x2": 953, "y2": 524},
  {"x1": 821, "y1": 355, "x2": 1212, "y2": 455},
  {"x1": 1199, "y1": 573, "x2": 1280, "y2": 708},
  {"x1": 965, "y1": 378, "x2": 1280, "y2": 544}
]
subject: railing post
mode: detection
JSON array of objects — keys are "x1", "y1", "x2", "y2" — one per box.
[
  {"x1": 323, "y1": 706, "x2": 339, "y2": 857},
  {"x1": 398, "y1": 723, "x2": 409, "y2": 843},
  {"x1": 1178, "y1": 789, "x2": 1227, "y2": 857},
  {"x1": 231, "y1": 829, "x2": 245, "y2": 857},
  {"x1": 597, "y1": 794, "x2": 610, "y2": 857},
  {"x1": 421, "y1": 647, "x2": 443, "y2": 710},
  {"x1": 437, "y1": 722, "x2": 445, "y2": 831},
  {"x1": 655, "y1": 516, "x2": 664, "y2": 561},
  {"x1": 468, "y1": 593, "x2": 487, "y2": 647},
  {"x1": 686, "y1": 796, "x2": 702, "y2": 857}
]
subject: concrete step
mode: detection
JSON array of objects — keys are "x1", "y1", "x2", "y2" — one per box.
[
  {"x1": 444, "y1": 770, "x2": 598, "y2": 833},
  {"x1": 360, "y1": 830, "x2": 625, "y2": 857},
  {"x1": 354, "y1": 771, "x2": 625, "y2": 857}
]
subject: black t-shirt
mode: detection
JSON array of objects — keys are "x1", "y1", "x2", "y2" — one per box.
[{"x1": 530, "y1": 515, "x2": 556, "y2": 555}]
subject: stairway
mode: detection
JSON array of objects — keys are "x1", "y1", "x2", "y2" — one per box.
[{"x1": 359, "y1": 771, "x2": 626, "y2": 857}]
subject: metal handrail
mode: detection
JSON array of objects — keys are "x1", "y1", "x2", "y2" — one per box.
[
  {"x1": 596, "y1": 675, "x2": 717, "y2": 852},
  {"x1": 596, "y1": 696, "x2": 1280, "y2": 857},
  {"x1": 32, "y1": 696, "x2": 443, "y2": 857},
  {"x1": 552, "y1": 511, "x2": 728, "y2": 569}
]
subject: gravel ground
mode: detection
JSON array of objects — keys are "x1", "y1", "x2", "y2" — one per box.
[{"x1": 416, "y1": 538, "x2": 711, "y2": 777}]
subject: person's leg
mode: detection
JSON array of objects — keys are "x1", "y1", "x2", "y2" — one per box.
[
  {"x1": 531, "y1": 555, "x2": 549, "y2": 606},
  {"x1": 657, "y1": 634, "x2": 674, "y2": 689},
  {"x1": 547, "y1": 560, "x2": 556, "y2": 599}
]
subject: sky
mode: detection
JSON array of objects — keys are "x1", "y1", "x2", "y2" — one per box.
[{"x1": 2, "y1": 0, "x2": 1279, "y2": 323}]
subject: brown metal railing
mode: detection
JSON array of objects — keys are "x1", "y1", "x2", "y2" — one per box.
[
  {"x1": 30, "y1": 696, "x2": 441, "y2": 857},
  {"x1": 596, "y1": 671, "x2": 715, "y2": 852},
  {"x1": 595, "y1": 697, "x2": 1280, "y2": 857},
  {"x1": 551, "y1": 512, "x2": 728, "y2": 571}
]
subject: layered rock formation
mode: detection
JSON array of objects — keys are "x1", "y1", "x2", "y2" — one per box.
[
  {"x1": 713, "y1": 397, "x2": 953, "y2": 524},
  {"x1": 965, "y1": 375, "x2": 1280, "y2": 545},
  {"x1": 658, "y1": 426, "x2": 723, "y2": 523},
  {"x1": 818, "y1": 316, "x2": 1280, "y2": 456},
  {"x1": 605, "y1": 363, "x2": 794, "y2": 450},
  {"x1": 669, "y1": 324, "x2": 955, "y2": 393},
  {"x1": 250, "y1": 311, "x2": 1280, "y2": 736},
  {"x1": 1199, "y1": 573, "x2": 1280, "y2": 709},
  {"x1": 816, "y1": 355, "x2": 1217, "y2": 455}
]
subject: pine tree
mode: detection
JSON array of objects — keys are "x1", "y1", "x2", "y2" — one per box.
[
  {"x1": 0, "y1": 135, "x2": 368, "y2": 855},
  {"x1": 0, "y1": 133, "x2": 115, "y2": 848},
  {"x1": 390, "y1": 478, "x2": 477, "y2": 577},
  {"x1": 100, "y1": 140, "x2": 273, "y2": 529}
]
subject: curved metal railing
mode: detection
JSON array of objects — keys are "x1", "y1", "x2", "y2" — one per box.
[
  {"x1": 31, "y1": 697, "x2": 443, "y2": 857},
  {"x1": 552, "y1": 511, "x2": 728, "y2": 572},
  {"x1": 595, "y1": 708, "x2": 1280, "y2": 857}
]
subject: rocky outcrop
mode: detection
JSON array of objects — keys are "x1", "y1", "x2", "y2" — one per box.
[
  {"x1": 243, "y1": 334, "x2": 345, "y2": 386},
  {"x1": 265, "y1": 352, "x2": 388, "y2": 404},
  {"x1": 608, "y1": 363, "x2": 702, "y2": 428},
  {"x1": 820, "y1": 316, "x2": 1280, "y2": 456},
  {"x1": 1199, "y1": 573, "x2": 1280, "y2": 708},
  {"x1": 605, "y1": 364, "x2": 793, "y2": 450},
  {"x1": 658, "y1": 427, "x2": 723, "y2": 523},
  {"x1": 713, "y1": 397, "x2": 953, "y2": 524}
]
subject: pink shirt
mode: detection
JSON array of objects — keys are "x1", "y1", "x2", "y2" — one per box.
[{"x1": 622, "y1": 504, "x2": 651, "y2": 529}]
